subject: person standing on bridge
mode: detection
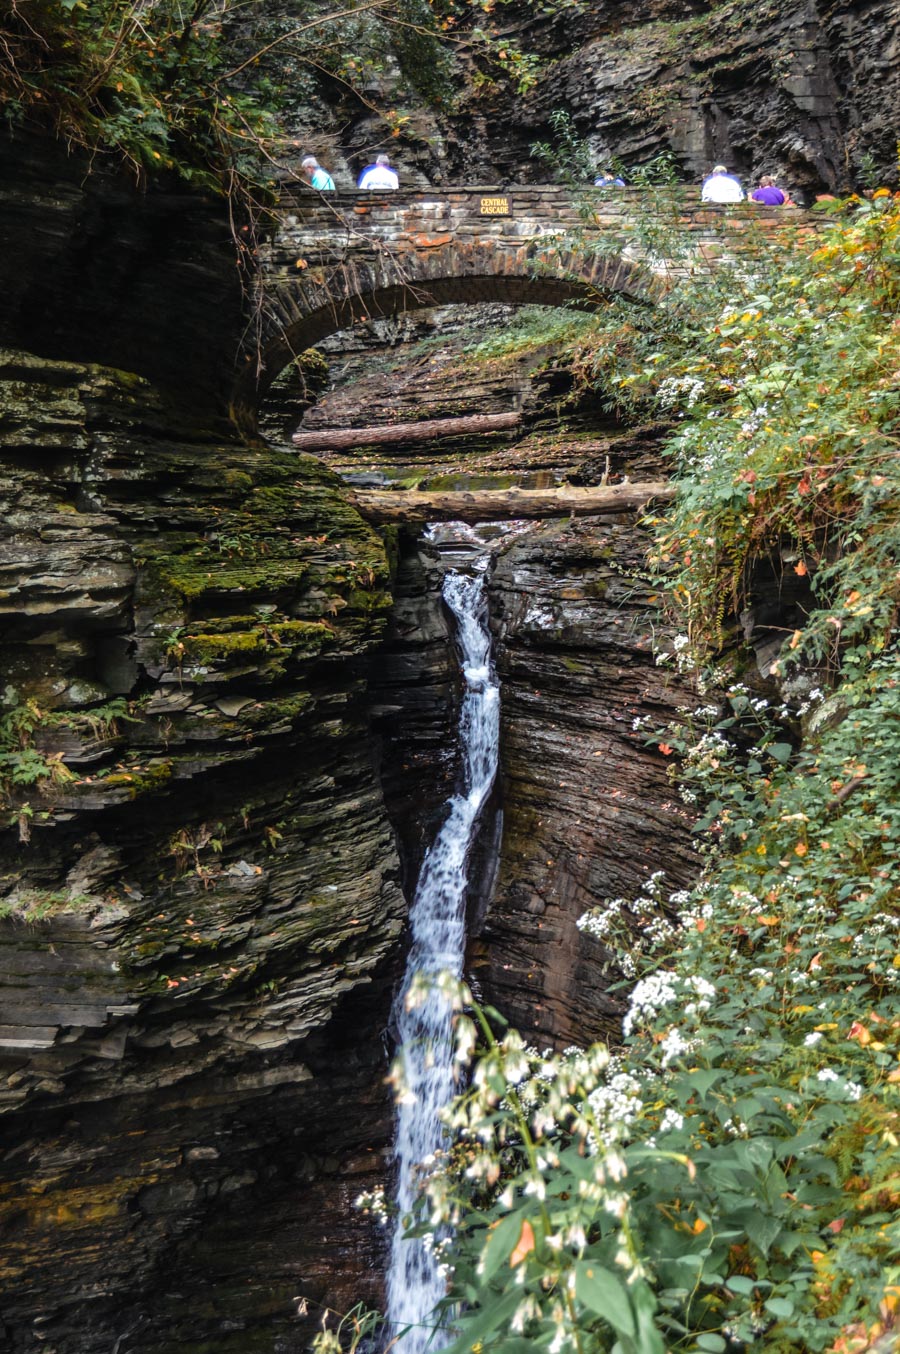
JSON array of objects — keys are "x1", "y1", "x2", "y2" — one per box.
[
  {"x1": 357, "y1": 154, "x2": 399, "y2": 190},
  {"x1": 301, "y1": 156, "x2": 335, "y2": 190},
  {"x1": 751, "y1": 174, "x2": 792, "y2": 206},
  {"x1": 701, "y1": 164, "x2": 745, "y2": 203}
]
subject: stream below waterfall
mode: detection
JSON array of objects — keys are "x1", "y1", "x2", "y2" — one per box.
[{"x1": 386, "y1": 555, "x2": 501, "y2": 1353}]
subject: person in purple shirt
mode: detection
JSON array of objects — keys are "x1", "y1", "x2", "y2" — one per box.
[{"x1": 751, "y1": 175, "x2": 787, "y2": 205}]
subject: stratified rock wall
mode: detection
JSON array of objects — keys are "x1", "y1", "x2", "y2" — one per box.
[
  {"x1": 0, "y1": 134, "x2": 243, "y2": 417},
  {"x1": 438, "y1": 0, "x2": 900, "y2": 197},
  {"x1": 0, "y1": 135, "x2": 403, "y2": 1353},
  {"x1": 477, "y1": 517, "x2": 700, "y2": 1049}
]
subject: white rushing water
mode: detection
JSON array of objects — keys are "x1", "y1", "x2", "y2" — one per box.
[{"x1": 386, "y1": 568, "x2": 500, "y2": 1354}]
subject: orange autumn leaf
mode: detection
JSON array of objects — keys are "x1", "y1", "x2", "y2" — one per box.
[
  {"x1": 795, "y1": 841, "x2": 808, "y2": 856},
  {"x1": 659, "y1": 742, "x2": 673, "y2": 756},
  {"x1": 510, "y1": 1219, "x2": 535, "y2": 1267},
  {"x1": 794, "y1": 560, "x2": 808, "y2": 577},
  {"x1": 847, "y1": 1022, "x2": 872, "y2": 1046}
]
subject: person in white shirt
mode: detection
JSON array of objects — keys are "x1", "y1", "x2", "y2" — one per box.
[
  {"x1": 701, "y1": 164, "x2": 745, "y2": 203},
  {"x1": 357, "y1": 154, "x2": 400, "y2": 190}
]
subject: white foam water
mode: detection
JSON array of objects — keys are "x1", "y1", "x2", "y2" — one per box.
[{"x1": 385, "y1": 569, "x2": 500, "y2": 1353}]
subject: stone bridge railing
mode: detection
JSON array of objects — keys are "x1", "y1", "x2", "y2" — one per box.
[{"x1": 233, "y1": 185, "x2": 818, "y2": 430}]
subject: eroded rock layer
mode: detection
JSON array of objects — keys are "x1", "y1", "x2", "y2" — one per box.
[
  {"x1": 0, "y1": 346, "x2": 404, "y2": 1352},
  {"x1": 477, "y1": 518, "x2": 699, "y2": 1049}
]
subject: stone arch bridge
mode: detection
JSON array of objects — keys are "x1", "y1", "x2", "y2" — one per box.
[{"x1": 234, "y1": 185, "x2": 813, "y2": 430}]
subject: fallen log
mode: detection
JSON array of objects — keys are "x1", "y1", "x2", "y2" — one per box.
[
  {"x1": 348, "y1": 480, "x2": 676, "y2": 524},
  {"x1": 292, "y1": 410, "x2": 521, "y2": 452}
]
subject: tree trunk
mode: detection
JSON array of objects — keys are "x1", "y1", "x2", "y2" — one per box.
[
  {"x1": 348, "y1": 481, "x2": 675, "y2": 524},
  {"x1": 292, "y1": 411, "x2": 521, "y2": 451}
]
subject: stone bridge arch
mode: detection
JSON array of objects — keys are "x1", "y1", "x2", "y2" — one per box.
[
  {"x1": 232, "y1": 185, "x2": 817, "y2": 433},
  {"x1": 232, "y1": 188, "x2": 668, "y2": 432}
]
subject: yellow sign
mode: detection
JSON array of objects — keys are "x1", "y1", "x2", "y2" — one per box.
[{"x1": 479, "y1": 196, "x2": 511, "y2": 216}]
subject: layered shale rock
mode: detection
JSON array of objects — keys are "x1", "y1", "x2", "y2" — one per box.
[
  {"x1": 473, "y1": 516, "x2": 700, "y2": 1050},
  {"x1": 0, "y1": 133, "x2": 407, "y2": 1352},
  {"x1": 0, "y1": 345, "x2": 404, "y2": 1353},
  {"x1": 437, "y1": 0, "x2": 900, "y2": 199}
]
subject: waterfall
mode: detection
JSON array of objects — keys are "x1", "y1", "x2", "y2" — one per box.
[{"x1": 386, "y1": 568, "x2": 500, "y2": 1353}]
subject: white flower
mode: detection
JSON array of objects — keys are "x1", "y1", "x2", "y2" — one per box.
[
  {"x1": 817, "y1": 1067, "x2": 839, "y2": 1083},
  {"x1": 804, "y1": 1032, "x2": 823, "y2": 1047},
  {"x1": 660, "y1": 1028, "x2": 691, "y2": 1066}
]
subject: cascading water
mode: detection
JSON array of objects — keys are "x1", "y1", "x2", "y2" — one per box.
[{"x1": 386, "y1": 566, "x2": 500, "y2": 1353}]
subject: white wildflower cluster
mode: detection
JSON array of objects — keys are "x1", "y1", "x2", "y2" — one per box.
[
  {"x1": 423, "y1": 1233, "x2": 456, "y2": 1281},
  {"x1": 683, "y1": 974, "x2": 717, "y2": 1015},
  {"x1": 623, "y1": 969, "x2": 678, "y2": 1036},
  {"x1": 850, "y1": 913, "x2": 900, "y2": 985},
  {"x1": 792, "y1": 686, "x2": 825, "y2": 717},
  {"x1": 353, "y1": 1185, "x2": 390, "y2": 1226},
  {"x1": 660, "y1": 1028, "x2": 693, "y2": 1066},
  {"x1": 804, "y1": 1031, "x2": 824, "y2": 1047},
  {"x1": 624, "y1": 970, "x2": 716, "y2": 1061},
  {"x1": 586, "y1": 1069, "x2": 643, "y2": 1142},
  {"x1": 655, "y1": 632, "x2": 699, "y2": 674},
  {"x1": 815, "y1": 1067, "x2": 864, "y2": 1101},
  {"x1": 683, "y1": 729, "x2": 731, "y2": 773},
  {"x1": 657, "y1": 375, "x2": 706, "y2": 411},
  {"x1": 730, "y1": 887, "x2": 766, "y2": 918},
  {"x1": 659, "y1": 1107, "x2": 685, "y2": 1133},
  {"x1": 675, "y1": 894, "x2": 714, "y2": 928},
  {"x1": 739, "y1": 403, "x2": 769, "y2": 438},
  {"x1": 577, "y1": 873, "x2": 688, "y2": 978}
]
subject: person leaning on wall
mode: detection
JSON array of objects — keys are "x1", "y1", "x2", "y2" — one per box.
[
  {"x1": 750, "y1": 174, "x2": 794, "y2": 206},
  {"x1": 357, "y1": 154, "x2": 399, "y2": 190},
  {"x1": 301, "y1": 156, "x2": 335, "y2": 190},
  {"x1": 701, "y1": 164, "x2": 745, "y2": 203}
]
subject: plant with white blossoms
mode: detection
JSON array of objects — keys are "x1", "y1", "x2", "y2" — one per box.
[{"x1": 400, "y1": 979, "x2": 685, "y2": 1354}]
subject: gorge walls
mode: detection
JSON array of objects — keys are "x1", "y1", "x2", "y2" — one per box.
[
  {"x1": 2, "y1": 126, "x2": 697, "y2": 1352},
  {"x1": 0, "y1": 136, "x2": 403, "y2": 1353}
]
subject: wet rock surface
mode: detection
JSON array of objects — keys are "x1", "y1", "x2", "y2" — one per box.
[
  {"x1": 0, "y1": 137, "x2": 404, "y2": 1352},
  {"x1": 0, "y1": 344, "x2": 404, "y2": 1350},
  {"x1": 477, "y1": 519, "x2": 700, "y2": 1049},
  {"x1": 309, "y1": 331, "x2": 699, "y2": 1053}
]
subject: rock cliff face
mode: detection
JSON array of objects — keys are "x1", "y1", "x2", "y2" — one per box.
[
  {"x1": 478, "y1": 517, "x2": 699, "y2": 1049},
  {"x1": 297, "y1": 329, "x2": 701, "y2": 1059},
  {"x1": 296, "y1": 0, "x2": 900, "y2": 199},
  {"x1": 0, "y1": 139, "x2": 404, "y2": 1353}
]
